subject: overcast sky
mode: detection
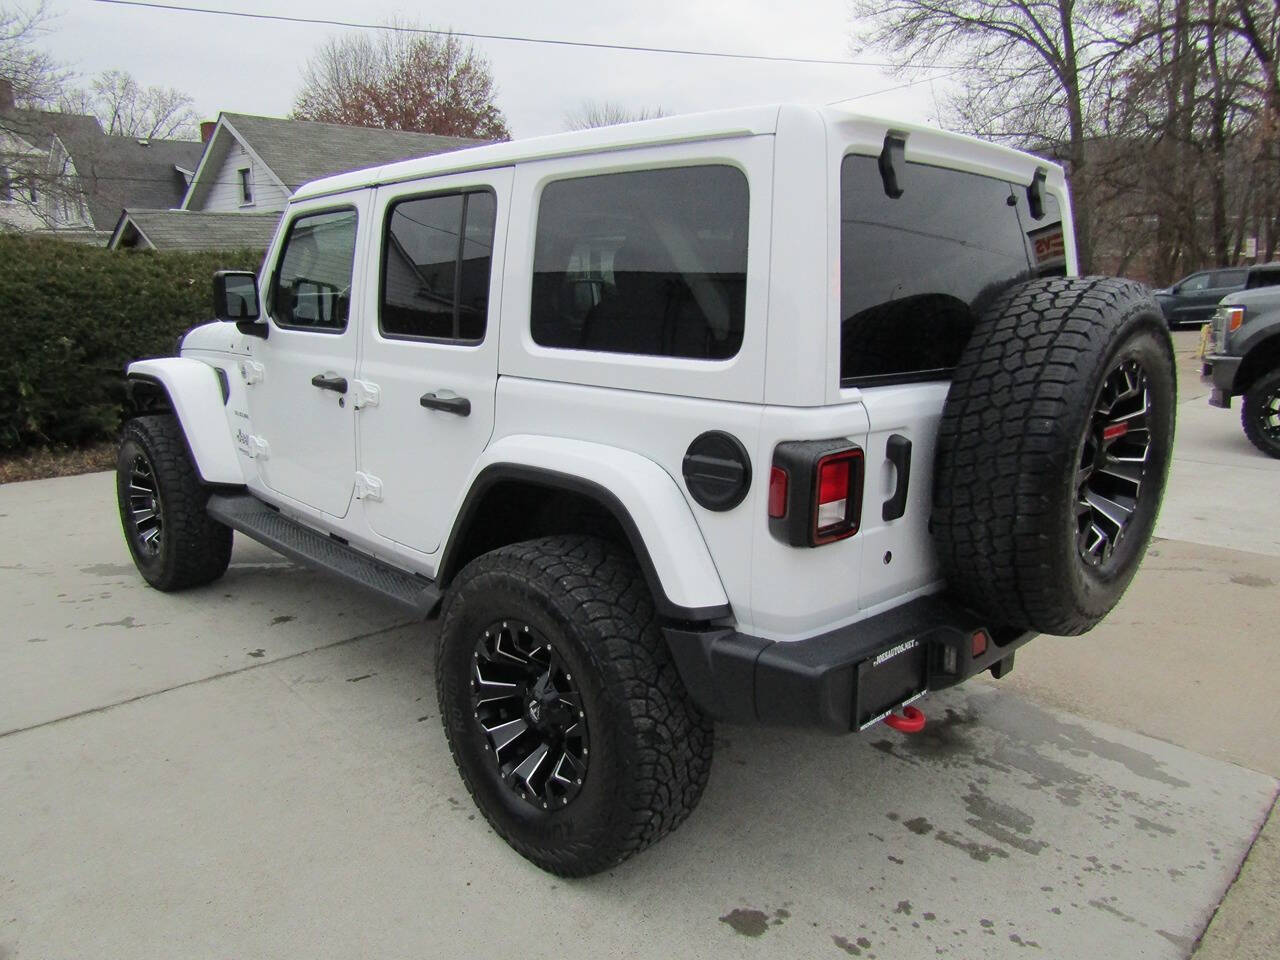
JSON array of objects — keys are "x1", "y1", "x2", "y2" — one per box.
[{"x1": 41, "y1": 0, "x2": 950, "y2": 138}]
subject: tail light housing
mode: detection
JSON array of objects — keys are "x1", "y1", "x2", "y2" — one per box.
[{"x1": 769, "y1": 439, "x2": 865, "y2": 546}]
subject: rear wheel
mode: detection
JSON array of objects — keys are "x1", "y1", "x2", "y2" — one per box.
[
  {"x1": 116, "y1": 414, "x2": 232, "y2": 590},
  {"x1": 932, "y1": 277, "x2": 1176, "y2": 636},
  {"x1": 1242, "y1": 368, "x2": 1280, "y2": 459},
  {"x1": 435, "y1": 535, "x2": 713, "y2": 876}
]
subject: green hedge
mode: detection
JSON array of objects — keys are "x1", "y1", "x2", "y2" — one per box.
[{"x1": 0, "y1": 235, "x2": 262, "y2": 451}]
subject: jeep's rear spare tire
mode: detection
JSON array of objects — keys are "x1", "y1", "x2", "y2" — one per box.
[{"x1": 932, "y1": 277, "x2": 1175, "y2": 636}]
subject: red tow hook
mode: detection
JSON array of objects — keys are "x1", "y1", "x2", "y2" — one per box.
[{"x1": 883, "y1": 705, "x2": 926, "y2": 733}]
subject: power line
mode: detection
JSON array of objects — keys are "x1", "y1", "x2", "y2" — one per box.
[{"x1": 87, "y1": 0, "x2": 966, "y2": 72}]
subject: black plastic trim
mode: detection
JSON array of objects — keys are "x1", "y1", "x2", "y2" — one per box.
[
  {"x1": 878, "y1": 133, "x2": 906, "y2": 199},
  {"x1": 682, "y1": 430, "x2": 752, "y2": 512},
  {"x1": 882, "y1": 434, "x2": 912, "y2": 522},
  {"x1": 438, "y1": 463, "x2": 732, "y2": 623},
  {"x1": 769, "y1": 438, "x2": 865, "y2": 546},
  {"x1": 663, "y1": 595, "x2": 1036, "y2": 732},
  {"x1": 1027, "y1": 167, "x2": 1047, "y2": 220}
]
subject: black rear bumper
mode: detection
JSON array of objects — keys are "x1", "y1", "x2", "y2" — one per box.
[{"x1": 664, "y1": 596, "x2": 1034, "y2": 733}]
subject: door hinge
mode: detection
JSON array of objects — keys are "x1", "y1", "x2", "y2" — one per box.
[
  {"x1": 247, "y1": 434, "x2": 270, "y2": 459},
  {"x1": 351, "y1": 379, "x2": 381, "y2": 410},
  {"x1": 239, "y1": 360, "x2": 265, "y2": 386},
  {"x1": 354, "y1": 471, "x2": 383, "y2": 501}
]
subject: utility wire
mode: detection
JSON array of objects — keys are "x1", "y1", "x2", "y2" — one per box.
[{"x1": 87, "y1": 0, "x2": 967, "y2": 72}]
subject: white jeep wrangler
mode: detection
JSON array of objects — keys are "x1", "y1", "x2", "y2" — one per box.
[{"x1": 116, "y1": 104, "x2": 1175, "y2": 876}]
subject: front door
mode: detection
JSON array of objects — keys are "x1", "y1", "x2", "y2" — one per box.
[
  {"x1": 246, "y1": 196, "x2": 369, "y2": 518},
  {"x1": 355, "y1": 169, "x2": 513, "y2": 555}
]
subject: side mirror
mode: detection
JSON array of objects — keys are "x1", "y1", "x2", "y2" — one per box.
[
  {"x1": 213, "y1": 270, "x2": 262, "y2": 323},
  {"x1": 1169, "y1": 284, "x2": 1180, "y2": 295}
]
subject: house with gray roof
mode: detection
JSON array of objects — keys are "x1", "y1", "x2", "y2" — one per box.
[
  {"x1": 1, "y1": 94, "x2": 201, "y2": 243},
  {"x1": 111, "y1": 112, "x2": 481, "y2": 251}
]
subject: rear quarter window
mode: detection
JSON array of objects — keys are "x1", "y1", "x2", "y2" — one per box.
[
  {"x1": 840, "y1": 155, "x2": 1063, "y2": 384},
  {"x1": 530, "y1": 165, "x2": 748, "y2": 360}
]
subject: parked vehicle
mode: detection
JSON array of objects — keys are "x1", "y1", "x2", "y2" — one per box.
[
  {"x1": 1153, "y1": 268, "x2": 1248, "y2": 328},
  {"x1": 115, "y1": 104, "x2": 1176, "y2": 875},
  {"x1": 1204, "y1": 275, "x2": 1280, "y2": 457}
]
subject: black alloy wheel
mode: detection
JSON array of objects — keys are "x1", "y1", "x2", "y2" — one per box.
[
  {"x1": 471, "y1": 618, "x2": 589, "y2": 810},
  {"x1": 1242, "y1": 369, "x2": 1280, "y2": 459},
  {"x1": 1076, "y1": 359, "x2": 1153, "y2": 569},
  {"x1": 125, "y1": 452, "x2": 165, "y2": 559}
]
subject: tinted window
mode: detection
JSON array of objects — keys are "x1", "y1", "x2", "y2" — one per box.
[
  {"x1": 1180, "y1": 274, "x2": 1210, "y2": 292},
  {"x1": 840, "y1": 155, "x2": 1063, "y2": 383},
  {"x1": 381, "y1": 190, "x2": 496, "y2": 341},
  {"x1": 270, "y1": 209, "x2": 358, "y2": 332},
  {"x1": 1246, "y1": 268, "x2": 1280, "y2": 290},
  {"x1": 531, "y1": 165, "x2": 748, "y2": 360},
  {"x1": 1213, "y1": 269, "x2": 1247, "y2": 288}
]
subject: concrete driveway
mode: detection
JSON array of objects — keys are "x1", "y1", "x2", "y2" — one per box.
[{"x1": 2, "y1": 330, "x2": 1277, "y2": 959}]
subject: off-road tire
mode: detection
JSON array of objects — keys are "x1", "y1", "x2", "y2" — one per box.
[
  {"x1": 1241, "y1": 368, "x2": 1280, "y2": 459},
  {"x1": 932, "y1": 277, "x2": 1176, "y2": 636},
  {"x1": 436, "y1": 535, "x2": 713, "y2": 876},
  {"x1": 116, "y1": 414, "x2": 233, "y2": 591}
]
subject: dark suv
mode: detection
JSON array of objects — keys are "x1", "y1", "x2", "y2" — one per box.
[
  {"x1": 1204, "y1": 264, "x2": 1280, "y2": 457},
  {"x1": 1153, "y1": 267, "x2": 1249, "y2": 328}
]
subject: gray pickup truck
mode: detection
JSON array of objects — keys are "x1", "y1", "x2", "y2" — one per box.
[{"x1": 1204, "y1": 264, "x2": 1280, "y2": 457}]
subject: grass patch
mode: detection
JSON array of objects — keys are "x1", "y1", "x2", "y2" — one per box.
[{"x1": 0, "y1": 442, "x2": 116, "y2": 484}]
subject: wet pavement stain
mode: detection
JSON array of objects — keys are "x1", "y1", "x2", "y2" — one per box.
[
  {"x1": 346, "y1": 673, "x2": 375, "y2": 683},
  {"x1": 79, "y1": 563, "x2": 136, "y2": 577},
  {"x1": 270, "y1": 615, "x2": 296, "y2": 625},
  {"x1": 719, "y1": 908, "x2": 771, "y2": 937},
  {"x1": 247, "y1": 648, "x2": 265, "y2": 658},
  {"x1": 935, "y1": 829, "x2": 1009, "y2": 862},
  {"x1": 1132, "y1": 815, "x2": 1176, "y2": 836},
  {"x1": 92, "y1": 616, "x2": 140, "y2": 629},
  {"x1": 894, "y1": 900, "x2": 912, "y2": 915},
  {"x1": 832, "y1": 935, "x2": 873, "y2": 956},
  {"x1": 1008, "y1": 933, "x2": 1041, "y2": 948},
  {"x1": 1229, "y1": 573, "x2": 1274, "y2": 588}
]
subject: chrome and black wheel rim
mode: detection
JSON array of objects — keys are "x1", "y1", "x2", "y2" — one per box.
[
  {"x1": 1251, "y1": 384, "x2": 1280, "y2": 443},
  {"x1": 471, "y1": 619, "x2": 589, "y2": 810},
  {"x1": 1076, "y1": 359, "x2": 1153, "y2": 567},
  {"x1": 127, "y1": 453, "x2": 164, "y2": 558}
]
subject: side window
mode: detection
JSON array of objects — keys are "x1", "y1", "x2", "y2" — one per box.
[
  {"x1": 840, "y1": 156, "x2": 1043, "y2": 383},
  {"x1": 269, "y1": 209, "x2": 358, "y2": 332},
  {"x1": 1180, "y1": 274, "x2": 1210, "y2": 292},
  {"x1": 381, "y1": 190, "x2": 496, "y2": 342},
  {"x1": 1214, "y1": 269, "x2": 1247, "y2": 288},
  {"x1": 531, "y1": 165, "x2": 749, "y2": 360}
]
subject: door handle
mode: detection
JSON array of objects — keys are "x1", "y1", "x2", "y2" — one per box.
[
  {"x1": 882, "y1": 434, "x2": 912, "y2": 522},
  {"x1": 311, "y1": 374, "x2": 348, "y2": 394},
  {"x1": 419, "y1": 391, "x2": 471, "y2": 416}
]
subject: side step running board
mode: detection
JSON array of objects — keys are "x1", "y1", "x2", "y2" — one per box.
[{"x1": 207, "y1": 492, "x2": 441, "y2": 618}]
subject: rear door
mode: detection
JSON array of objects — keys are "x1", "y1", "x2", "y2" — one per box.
[
  {"x1": 354, "y1": 168, "x2": 513, "y2": 555},
  {"x1": 837, "y1": 154, "x2": 1066, "y2": 612}
]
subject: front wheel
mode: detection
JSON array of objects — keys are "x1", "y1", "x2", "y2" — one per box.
[
  {"x1": 1242, "y1": 368, "x2": 1280, "y2": 459},
  {"x1": 116, "y1": 414, "x2": 233, "y2": 590},
  {"x1": 435, "y1": 535, "x2": 713, "y2": 876}
]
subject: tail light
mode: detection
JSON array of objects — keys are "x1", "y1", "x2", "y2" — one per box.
[{"x1": 769, "y1": 439, "x2": 864, "y2": 546}]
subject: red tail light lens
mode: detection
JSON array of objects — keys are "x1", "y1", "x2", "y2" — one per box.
[
  {"x1": 813, "y1": 450, "x2": 862, "y2": 543},
  {"x1": 768, "y1": 467, "x2": 789, "y2": 518}
]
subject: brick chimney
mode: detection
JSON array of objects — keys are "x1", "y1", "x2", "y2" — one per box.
[{"x1": 200, "y1": 120, "x2": 216, "y2": 143}]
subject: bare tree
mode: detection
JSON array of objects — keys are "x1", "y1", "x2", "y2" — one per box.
[
  {"x1": 0, "y1": 1, "x2": 62, "y2": 107},
  {"x1": 851, "y1": 0, "x2": 1139, "y2": 272},
  {"x1": 292, "y1": 24, "x2": 510, "y2": 140},
  {"x1": 563, "y1": 100, "x2": 667, "y2": 131},
  {"x1": 60, "y1": 70, "x2": 198, "y2": 140}
]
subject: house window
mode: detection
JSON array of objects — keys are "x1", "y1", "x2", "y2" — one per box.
[
  {"x1": 238, "y1": 167, "x2": 253, "y2": 205},
  {"x1": 26, "y1": 178, "x2": 37, "y2": 203},
  {"x1": 0, "y1": 167, "x2": 12, "y2": 203}
]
